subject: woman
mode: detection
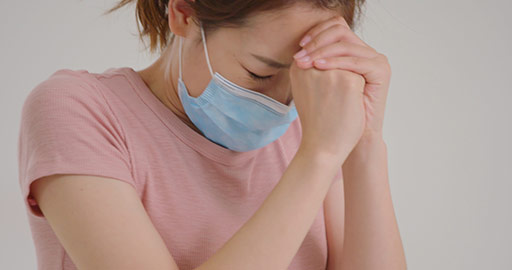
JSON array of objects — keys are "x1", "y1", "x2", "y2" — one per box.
[{"x1": 18, "y1": 0, "x2": 406, "y2": 269}]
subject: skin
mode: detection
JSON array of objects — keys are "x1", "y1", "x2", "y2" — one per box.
[
  {"x1": 137, "y1": 0, "x2": 406, "y2": 269},
  {"x1": 137, "y1": 3, "x2": 339, "y2": 135},
  {"x1": 29, "y1": 1, "x2": 405, "y2": 270},
  {"x1": 296, "y1": 17, "x2": 407, "y2": 269}
]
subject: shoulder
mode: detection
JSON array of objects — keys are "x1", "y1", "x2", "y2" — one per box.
[
  {"x1": 18, "y1": 68, "x2": 135, "y2": 218},
  {"x1": 21, "y1": 68, "x2": 118, "y2": 123},
  {"x1": 24, "y1": 68, "x2": 102, "y2": 105},
  {"x1": 19, "y1": 67, "x2": 128, "y2": 150},
  {"x1": 34, "y1": 68, "x2": 94, "y2": 88}
]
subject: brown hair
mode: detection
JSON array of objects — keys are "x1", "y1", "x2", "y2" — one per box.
[{"x1": 104, "y1": 0, "x2": 366, "y2": 54}]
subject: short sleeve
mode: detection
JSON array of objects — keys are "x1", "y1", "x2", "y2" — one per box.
[{"x1": 17, "y1": 70, "x2": 136, "y2": 218}]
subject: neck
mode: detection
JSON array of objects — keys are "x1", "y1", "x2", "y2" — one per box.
[{"x1": 136, "y1": 38, "x2": 203, "y2": 135}]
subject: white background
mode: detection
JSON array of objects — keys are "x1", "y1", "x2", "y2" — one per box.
[{"x1": 1, "y1": 1, "x2": 511, "y2": 269}]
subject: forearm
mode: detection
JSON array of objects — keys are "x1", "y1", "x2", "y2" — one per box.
[
  {"x1": 195, "y1": 146, "x2": 344, "y2": 270},
  {"x1": 340, "y1": 134, "x2": 407, "y2": 270}
]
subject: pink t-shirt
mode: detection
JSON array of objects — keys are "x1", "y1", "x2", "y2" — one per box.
[{"x1": 18, "y1": 67, "x2": 342, "y2": 270}]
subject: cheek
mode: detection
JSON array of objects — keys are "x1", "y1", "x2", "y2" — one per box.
[
  {"x1": 188, "y1": 88, "x2": 207, "y2": 98},
  {"x1": 275, "y1": 73, "x2": 293, "y2": 103},
  {"x1": 181, "y1": 43, "x2": 219, "y2": 98},
  {"x1": 183, "y1": 76, "x2": 210, "y2": 98},
  {"x1": 259, "y1": 79, "x2": 292, "y2": 105}
]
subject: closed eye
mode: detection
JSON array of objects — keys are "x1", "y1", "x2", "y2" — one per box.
[
  {"x1": 248, "y1": 70, "x2": 273, "y2": 81},
  {"x1": 240, "y1": 63, "x2": 274, "y2": 82}
]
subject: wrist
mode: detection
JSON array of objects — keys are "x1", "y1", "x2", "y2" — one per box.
[
  {"x1": 360, "y1": 129, "x2": 384, "y2": 141},
  {"x1": 347, "y1": 132, "x2": 387, "y2": 162},
  {"x1": 296, "y1": 143, "x2": 347, "y2": 167}
]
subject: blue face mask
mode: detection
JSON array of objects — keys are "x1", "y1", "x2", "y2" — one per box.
[{"x1": 177, "y1": 24, "x2": 298, "y2": 152}]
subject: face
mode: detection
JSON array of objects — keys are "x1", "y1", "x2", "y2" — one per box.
[{"x1": 170, "y1": 2, "x2": 340, "y2": 105}]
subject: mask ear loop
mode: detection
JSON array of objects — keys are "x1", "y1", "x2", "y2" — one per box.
[
  {"x1": 200, "y1": 22, "x2": 215, "y2": 77},
  {"x1": 178, "y1": 36, "x2": 183, "y2": 80}
]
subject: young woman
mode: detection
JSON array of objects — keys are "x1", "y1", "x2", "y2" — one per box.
[{"x1": 18, "y1": 0, "x2": 406, "y2": 269}]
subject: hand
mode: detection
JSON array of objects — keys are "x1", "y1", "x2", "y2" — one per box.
[
  {"x1": 290, "y1": 60, "x2": 366, "y2": 163},
  {"x1": 293, "y1": 16, "x2": 392, "y2": 137}
]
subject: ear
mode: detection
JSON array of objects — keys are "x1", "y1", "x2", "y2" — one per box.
[{"x1": 167, "y1": 0, "x2": 196, "y2": 38}]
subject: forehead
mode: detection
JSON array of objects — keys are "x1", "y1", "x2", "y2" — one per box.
[{"x1": 237, "y1": 5, "x2": 340, "y2": 55}]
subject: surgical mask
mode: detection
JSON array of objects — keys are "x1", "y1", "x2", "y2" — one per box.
[{"x1": 176, "y1": 23, "x2": 298, "y2": 152}]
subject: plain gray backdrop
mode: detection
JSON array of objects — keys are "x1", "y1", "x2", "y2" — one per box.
[{"x1": 2, "y1": 1, "x2": 511, "y2": 269}]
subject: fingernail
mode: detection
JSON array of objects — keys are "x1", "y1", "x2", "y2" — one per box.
[
  {"x1": 315, "y1": 59, "x2": 326, "y2": 64},
  {"x1": 297, "y1": 56, "x2": 311, "y2": 62},
  {"x1": 294, "y1": 49, "x2": 308, "y2": 59},
  {"x1": 300, "y1": 35, "x2": 311, "y2": 47}
]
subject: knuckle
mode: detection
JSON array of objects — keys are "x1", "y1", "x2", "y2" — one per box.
[
  {"x1": 334, "y1": 16, "x2": 349, "y2": 28},
  {"x1": 351, "y1": 56, "x2": 361, "y2": 66},
  {"x1": 378, "y1": 53, "x2": 388, "y2": 61},
  {"x1": 385, "y1": 63, "x2": 392, "y2": 76},
  {"x1": 335, "y1": 23, "x2": 347, "y2": 33},
  {"x1": 326, "y1": 69, "x2": 359, "y2": 87},
  {"x1": 327, "y1": 70, "x2": 340, "y2": 82},
  {"x1": 311, "y1": 68, "x2": 326, "y2": 80},
  {"x1": 335, "y1": 42, "x2": 347, "y2": 54},
  {"x1": 347, "y1": 74, "x2": 365, "y2": 89},
  {"x1": 308, "y1": 48, "x2": 322, "y2": 59},
  {"x1": 332, "y1": 70, "x2": 363, "y2": 88},
  {"x1": 306, "y1": 39, "x2": 320, "y2": 51},
  {"x1": 377, "y1": 53, "x2": 392, "y2": 73},
  {"x1": 334, "y1": 15, "x2": 345, "y2": 24}
]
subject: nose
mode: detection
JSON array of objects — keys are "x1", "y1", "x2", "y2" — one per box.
[
  {"x1": 276, "y1": 73, "x2": 293, "y2": 105},
  {"x1": 258, "y1": 72, "x2": 292, "y2": 105}
]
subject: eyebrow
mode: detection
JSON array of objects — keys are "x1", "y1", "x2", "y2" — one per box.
[{"x1": 250, "y1": 53, "x2": 291, "y2": 69}]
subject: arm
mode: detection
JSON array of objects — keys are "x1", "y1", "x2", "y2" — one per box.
[
  {"x1": 339, "y1": 133, "x2": 407, "y2": 270},
  {"x1": 323, "y1": 174, "x2": 346, "y2": 270},
  {"x1": 33, "y1": 145, "x2": 348, "y2": 270},
  {"x1": 31, "y1": 174, "x2": 180, "y2": 270},
  {"x1": 194, "y1": 145, "x2": 348, "y2": 270}
]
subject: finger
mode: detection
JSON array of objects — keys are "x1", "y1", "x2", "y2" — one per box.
[
  {"x1": 312, "y1": 55, "x2": 390, "y2": 86},
  {"x1": 303, "y1": 25, "x2": 371, "y2": 58},
  {"x1": 299, "y1": 15, "x2": 349, "y2": 47},
  {"x1": 294, "y1": 41, "x2": 378, "y2": 69},
  {"x1": 303, "y1": 41, "x2": 379, "y2": 63},
  {"x1": 299, "y1": 15, "x2": 369, "y2": 49}
]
